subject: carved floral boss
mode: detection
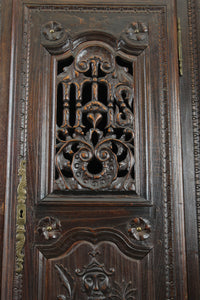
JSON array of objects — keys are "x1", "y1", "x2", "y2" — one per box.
[
  {"x1": 41, "y1": 21, "x2": 148, "y2": 192},
  {"x1": 37, "y1": 216, "x2": 62, "y2": 240}
]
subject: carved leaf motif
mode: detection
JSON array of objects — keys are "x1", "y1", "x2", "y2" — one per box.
[
  {"x1": 55, "y1": 264, "x2": 74, "y2": 300},
  {"x1": 55, "y1": 255, "x2": 137, "y2": 300},
  {"x1": 112, "y1": 281, "x2": 137, "y2": 300}
]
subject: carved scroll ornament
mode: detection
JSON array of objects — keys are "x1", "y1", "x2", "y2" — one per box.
[
  {"x1": 55, "y1": 43, "x2": 136, "y2": 192},
  {"x1": 40, "y1": 20, "x2": 149, "y2": 193}
]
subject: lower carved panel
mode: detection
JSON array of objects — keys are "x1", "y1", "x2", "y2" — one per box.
[{"x1": 37, "y1": 242, "x2": 153, "y2": 300}]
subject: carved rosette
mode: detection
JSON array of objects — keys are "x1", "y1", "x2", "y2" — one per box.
[
  {"x1": 128, "y1": 217, "x2": 151, "y2": 241},
  {"x1": 126, "y1": 22, "x2": 148, "y2": 41},
  {"x1": 120, "y1": 22, "x2": 148, "y2": 55},
  {"x1": 41, "y1": 21, "x2": 69, "y2": 53},
  {"x1": 37, "y1": 216, "x2": 62, "y2": 240}
]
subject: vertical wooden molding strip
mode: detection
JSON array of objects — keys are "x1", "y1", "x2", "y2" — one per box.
[
  {"x1": 13, "y1": 7, "x2": 30, "y2": 298},
  {"x1": 16, "y1": 160, "x2": 27, "y2": 273},
  {"x1": 177, "y1": 18, "x2": 183, "y2": 76}
]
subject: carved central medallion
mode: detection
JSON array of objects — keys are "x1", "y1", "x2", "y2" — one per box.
[
  {"x1": 75, "y1": 256, "x2": 114, "y2": 300},
  {"x1": 55, "y1": 42, "x2": 135, "y2": 191},
  {"x1": 55, "y1": 250, "x2": 137, "y2": 300}
]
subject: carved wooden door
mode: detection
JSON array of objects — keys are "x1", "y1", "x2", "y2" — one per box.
[{"x1": 2, "y1": 0, "x2": 196, "y2": 299}]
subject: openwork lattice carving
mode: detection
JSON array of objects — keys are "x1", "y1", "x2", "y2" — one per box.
[{"x1": 55, "y1": 42, "x2": 136, "y2": 191}]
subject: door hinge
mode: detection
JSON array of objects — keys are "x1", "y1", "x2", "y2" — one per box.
[{"x1": 177, "y1": 17, "x2": 183, "y2": 76}]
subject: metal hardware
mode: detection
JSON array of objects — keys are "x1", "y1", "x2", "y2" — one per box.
[{"x1": 16, "y1": 160, "x2": 27, "y2": 273}]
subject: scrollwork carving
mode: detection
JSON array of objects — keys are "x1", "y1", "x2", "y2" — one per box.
[{"x1": 55, "y1": 43, "x2": 136, "y2": 192}]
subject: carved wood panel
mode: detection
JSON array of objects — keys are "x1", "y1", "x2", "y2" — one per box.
[
  {"x1": 27, "y1": 6, "x2": 163, "y2": 202},
  {"x1": 37, "y1": 242, "x2": 151, "y2": 300},
  {"x1": 0, "y1": 1, "x2": 187, "y2": 299},
  {"x1": 21, "y1": 4, "x2": 175, "y2": 300}
]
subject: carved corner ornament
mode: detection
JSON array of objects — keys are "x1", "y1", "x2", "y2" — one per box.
[
  {"x1": 120, "y1": 22, "x2": 149, "y2": 54},
  {"x1": 16, "y1": 160, "x2": 27, "y2": 273},
  {"x1": 41, "y1": 21, "x2": 70, "y2": 54},
  {"x1": 37, "y1": 216, "x2": 62, "y2": 240},
  {"x1": 128, "y1": 217, "x2": 151, "y2": 241},
  {"x1": 41, "y1": 20, "x2": 148, "y2": 56}
]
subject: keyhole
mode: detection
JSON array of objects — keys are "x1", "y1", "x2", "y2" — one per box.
[{"x1": 20, "y1": 209, "x2": 23, "y2": 218}]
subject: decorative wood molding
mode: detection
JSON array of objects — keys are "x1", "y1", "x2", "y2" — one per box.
[
  {"x1": 158, "y1": 10, "x2": 176, "y2": 299},
  {"x1": 188, "y1": 0, "x2": 200, "y2": 264},
  {"x1": 41, "y1": 20, "x2": 149, "y2": 55},
  {"x1": 13, "y1": 6, "x2": 31, "y2": 300},
  {"x1": 37, "y1": 227, "x2": 151, "y2": 260},
  {"x1": 12, "y1": 4, "x2": 178, "y2": 299},
  {"x1": 177, "y1": 18, "x2": 183, "y2": 76}
]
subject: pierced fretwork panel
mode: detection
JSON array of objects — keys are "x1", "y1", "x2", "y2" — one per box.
[{"x1": 55, "y1": 43, "x2": 136, "y2": 191}]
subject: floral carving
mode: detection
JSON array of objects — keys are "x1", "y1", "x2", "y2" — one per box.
[
  {"x1": 37, "y1": 216, "x2": 62, "y2": 240},
  {"x1": 41, "y1": 21, "x2": 65, "y2": 41},
  {"x1": 112, "y1": 281, "x2": 137, "y2": 300},
  {"x1": 55, "y1": 251, "x2": 137, "y2": 300},
  {"x1": 55, "y1": 44, "x2": 135, "y2": 191},
  {"x1": 125, "y1": 22, "x2": 148, "y2": 41},
  {"x1": 128, "y1": 217, "x2": 151, "y2": 241},
  {"x1": 55, "y1": 264, "x2": 74, "y2": 300}
]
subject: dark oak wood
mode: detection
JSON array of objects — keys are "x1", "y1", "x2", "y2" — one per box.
[{"x1": 0, "y1": 0, "x2": 200, "y2": 299}]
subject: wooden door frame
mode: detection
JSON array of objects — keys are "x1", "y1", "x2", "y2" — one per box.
[
  {"x1": 0, "y1": 0, "x2": 200, "y2": 299},
  {"x1": 176, "y1": 0, "x2": 200, "y2": 298}
]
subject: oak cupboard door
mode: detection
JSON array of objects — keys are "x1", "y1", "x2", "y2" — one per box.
[{"x1": 1, "y1": 0, "x2": 198, "y2": 299}]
